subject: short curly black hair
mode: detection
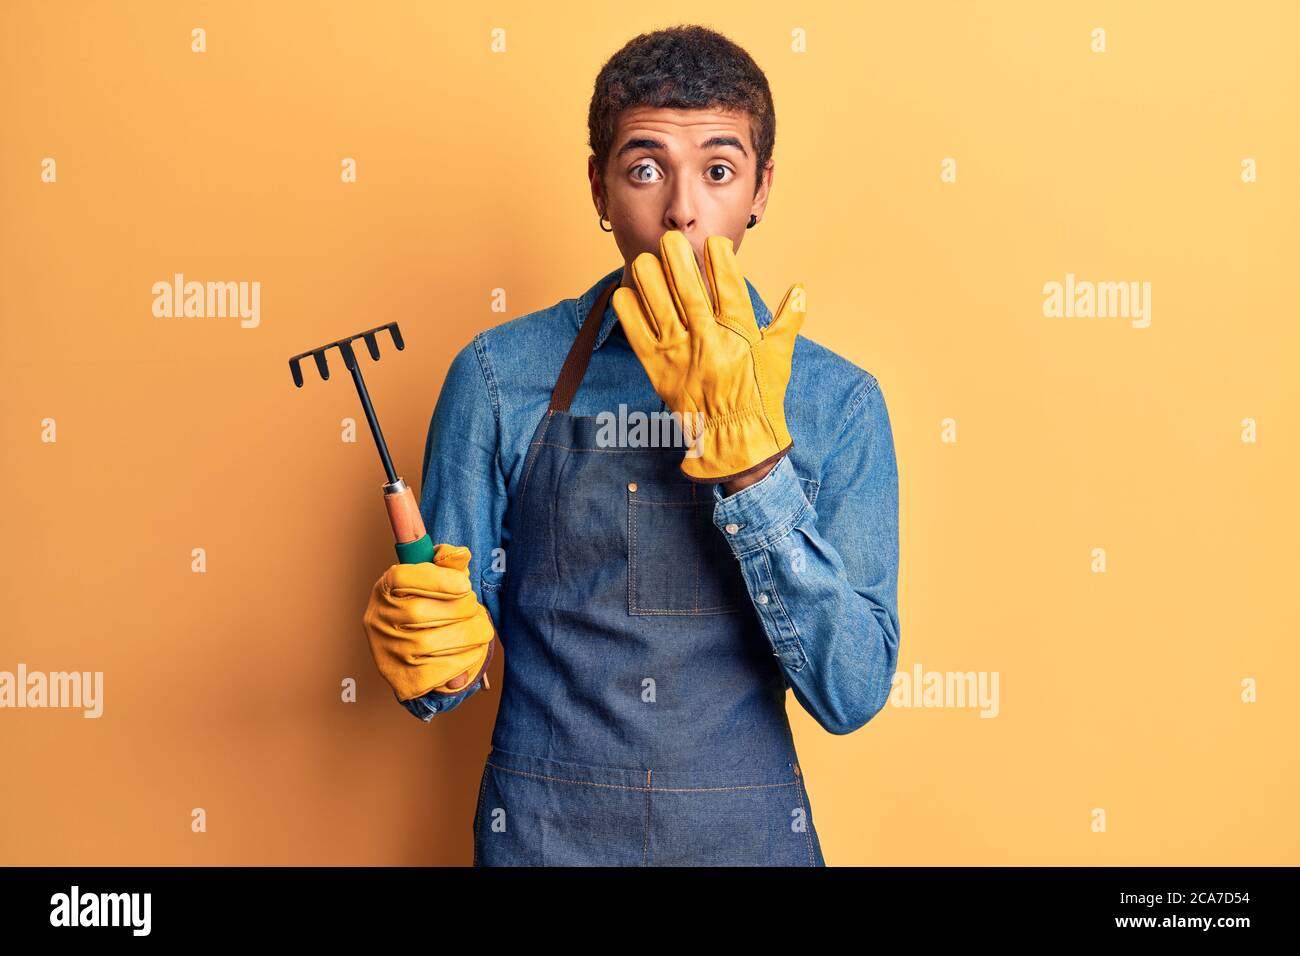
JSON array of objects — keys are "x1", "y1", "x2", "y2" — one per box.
[{"x1": 588, "y1": 24, "x2": 776, "y2": 198}]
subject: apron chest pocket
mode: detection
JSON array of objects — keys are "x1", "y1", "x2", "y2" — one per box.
[{"x1": 627, "y1": 479, "x2": 748, "y2": 615}]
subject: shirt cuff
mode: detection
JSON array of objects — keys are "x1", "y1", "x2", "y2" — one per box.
[
  {"x1": 397, "y1": 683, "x2": 472, "y2": 722},
  {"x1": 711, "y1": 454, "x2": 812, "y2": 554}
]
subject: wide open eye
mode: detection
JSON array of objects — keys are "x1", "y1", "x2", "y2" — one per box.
[
  {"x1": 630, "y1": 162, "x2": 662, "y2": 184},
  {"x1": 707, "y1": 164, "x2": 735, "y2": 183}
]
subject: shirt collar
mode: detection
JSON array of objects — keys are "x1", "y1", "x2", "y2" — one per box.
[{"x1": 574, "y1": 263, "x2": 774, "y2": 350}]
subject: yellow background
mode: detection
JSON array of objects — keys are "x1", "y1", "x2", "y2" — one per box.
[{"x1": 1, "y1": 0, "x2": 1296, "y2": 865}]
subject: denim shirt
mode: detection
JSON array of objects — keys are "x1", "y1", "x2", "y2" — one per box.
[{"x1": 398, "y1": 264, "x2": 901, "y2": 735}]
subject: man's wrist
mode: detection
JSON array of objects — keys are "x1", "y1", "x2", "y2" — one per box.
[{"x1": 721, "y1": 460, "x2": 776, "y2": 496}]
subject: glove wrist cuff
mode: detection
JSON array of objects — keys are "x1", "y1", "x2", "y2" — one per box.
[{"x1": 681, "y1": 438, "x2": 794, "y2": 485}]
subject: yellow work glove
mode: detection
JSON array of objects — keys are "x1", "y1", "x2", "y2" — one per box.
[
  {"x1": 612, "y1": 229, "x2": 805, "y2": 484},
  {"x1": 362, "y1": 543, "x2": 496, "y2": 702}
]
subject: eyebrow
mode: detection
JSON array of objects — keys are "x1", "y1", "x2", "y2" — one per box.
[{"x1": 615, "y1": 135, "x2": 749, "y2": 159}]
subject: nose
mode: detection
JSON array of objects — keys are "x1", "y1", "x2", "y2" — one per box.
[
  {"x1": 663, "y1": 179, "x2": 698, "y2": 235},
  {"x1": 665, "y1": 211, "x2": 696, "y2": 232}
]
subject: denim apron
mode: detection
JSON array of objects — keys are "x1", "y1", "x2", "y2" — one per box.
[{"x1": 473, "y1": 279, "x2": 826, "y2": 866}]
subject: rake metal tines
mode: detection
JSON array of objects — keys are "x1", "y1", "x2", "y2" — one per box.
[
  {"x1": 289, "y1": 321, "x2": 409, "y2": 485},
  {"x1": 289, "y1": 322, "x2": 405, "y2": 388}
]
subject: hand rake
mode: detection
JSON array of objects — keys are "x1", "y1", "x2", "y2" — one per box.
[{"x1": 289, "y1": 322, "x2": 435, "y2": 565}]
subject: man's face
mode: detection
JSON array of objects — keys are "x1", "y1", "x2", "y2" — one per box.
[{"x1": 589, "y1": 105, "x2": 773, "y2": 292}]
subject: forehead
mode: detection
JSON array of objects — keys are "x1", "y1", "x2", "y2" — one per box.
[{"x1": 613, "y1": 105, "x2": 753, "y2": 148}]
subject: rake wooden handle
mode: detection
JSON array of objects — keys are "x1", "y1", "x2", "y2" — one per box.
[{"x1": 383, "y1": 478, "x2": 436, "y2": 564}]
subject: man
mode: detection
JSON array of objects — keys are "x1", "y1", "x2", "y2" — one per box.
[{"x1": 363, "y1": 24, "x2": 900, "y2": 866}]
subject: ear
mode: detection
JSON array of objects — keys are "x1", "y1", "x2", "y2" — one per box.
[
  {"x1": 750, "y1": 159, "x2": 775, "y2": 221},
  {"x1": 588, "y1": 155, "x2": 605, "y2": 213}
]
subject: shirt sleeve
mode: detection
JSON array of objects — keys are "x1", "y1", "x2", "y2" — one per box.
[
  {"x1": 398, "y1": 334, "x2": 508, "y2": 722},
  {"x1": 710, "y1": 379, "x2": 901, "y2": 734}
]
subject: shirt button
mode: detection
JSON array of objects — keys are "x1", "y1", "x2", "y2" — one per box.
[
  {"x1": 724, "y1": 523, "x2": 739, "y2": 535},
  {"x1": 757, "y1": 592, "x2": 769, "y2": 605},
  {"x1": 627, "y1": 482, "x2": 637, "y2": 492}
]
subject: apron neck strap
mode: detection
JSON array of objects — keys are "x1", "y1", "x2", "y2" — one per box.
[{"x1": 548, "y1": 278, "x2": 619, "y2": 413}]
